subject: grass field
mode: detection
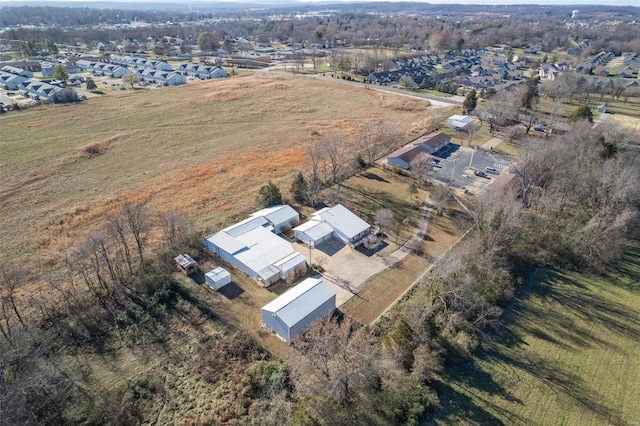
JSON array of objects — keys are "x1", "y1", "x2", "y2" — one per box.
[
  {"x1": 429, "y1": 244, "x2": 640, "y2": 426},
  {"x1": 0, "y1": 73, "x2": 433, "y2": 271}
]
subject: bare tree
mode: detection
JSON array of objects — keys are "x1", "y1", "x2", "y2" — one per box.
[
  {"x1": 122, "y1": 202, "x2": 150, "y2": 265},
  {"x1": 159, "y1": 210, "x2": 194, "y2": 248},
  {"x1": 375, "y1": 208, "x2": 395, "y2": 238},
  {"x1": 319, "y1": 132, "x2": 351, "y2": 184},
  {"x1": 0, "y1": 263, "x2": 26, "y2": 330},
  {"x1": 304, "y1": 142, "x2": 327, "y2": 206},
  {"x1": 411, "y1": 153, "x2": 433, "y2": 188},
  {"x1": 358, "y1": 121, "x2": 399, "y2": 165}
]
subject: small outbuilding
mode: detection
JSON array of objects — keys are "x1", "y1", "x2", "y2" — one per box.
[
  {"x1": 175, "y1": 254, "x2": 198, "y2": 275},
  {"x1": 261, "y1": 277, "x2": 336, "y2": 342},
  {"x1": 448, "y1": 115, "x2": 474, "y2": 131},
  {"x1": 205, "y1": 267, "x2": 232, "y2": 290}
]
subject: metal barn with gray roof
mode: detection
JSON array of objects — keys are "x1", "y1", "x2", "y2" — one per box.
[{"x1": 261, "y1": 277, "x2": 336, "y2": 342}]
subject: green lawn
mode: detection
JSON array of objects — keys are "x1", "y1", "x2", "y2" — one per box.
[{"x1": 429, "y1": 244, "x2": 640, "y2": 425}]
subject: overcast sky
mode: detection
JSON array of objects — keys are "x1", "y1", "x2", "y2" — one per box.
[{"x1": 0, "y1": 0, "x2": 637, "y2": 5}]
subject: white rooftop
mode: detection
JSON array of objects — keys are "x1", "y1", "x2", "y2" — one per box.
[
  {"x1": 293, "y1": 220, "x2": 334, "y2": 241},
  {"x1": 262, "y1": 278, "x2": 335, "y2": 327},
  {"x1": 449, "y1": 114, "x2": 473, "y2": 122},
  {"x1": 314, "y1": 204, "x2": 370, "y2": 240},
  {"x1": 251, "y1": 204, "x2": 299, "y2": 228},
  {"x1": 206, "y1": 267, "x2": 230, "y2": 282}
]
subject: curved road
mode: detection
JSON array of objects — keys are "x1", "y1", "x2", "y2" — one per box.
[{"x1": 252, "y1": 66, "x2": 463, "y2": 108}]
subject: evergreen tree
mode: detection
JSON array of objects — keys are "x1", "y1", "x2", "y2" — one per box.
[
  {"x1": 257, "y1": 181, "x2": 283, "y2": 207},
  {"x1": 567, "y1": 104, "x2": 593, "y2": 123},
  {"x1": 462, "y1": 89, "x2": 478, "y2": 114},
  {"x1": 52, "y1": 64, "x2": 68, "y2": 83},
  {"x1": 289, "y1": 172, "x2": 308, "y2": 203},
  {"x1": 85, "y1": 77, "x2": 97, "y2": 92},
  {"x1": 521, "y1": 77, "x2": 540, "y2": 109}
]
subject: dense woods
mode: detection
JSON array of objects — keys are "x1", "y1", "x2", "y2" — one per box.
[{"x1": 2, "y1": 4, "x2": 640, "y2": 56}]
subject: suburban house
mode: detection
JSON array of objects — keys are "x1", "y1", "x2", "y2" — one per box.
[
  {"x1": 41, "y1": 63, "x2": 81, "y2": 77},
  {"x1": 261, "y1": 277, "x2": 336, "y2": 342},
  {"x1": 0, "y1": 72, "x2": 29, "y2": 90},
  {"x1": 294, "y1": 204, "x2": 371, "y2": 248},
  {"x1": 448, "y1": 115, "x2": 474, "y2": 131},
  {"x1": 176, "y1": 63, "x2": 228, "y2": 79},
  {"x1": 1, "y1": 65, "x2": 33, "y2": 79},
  {"x1": 18, "y1": 79, "x2": 63, "y2": 101},
  {"x1": 385, "y1": 144, "x2": 430, "y2": 170},
  {"x1": 203, "y1": 205, "x2": 307, "y2": 286},
  {"x1": 412, "y1": 132, "x2": 451, "y2": 154},
  {"x1": 111, "y1": 56, "x2": 173, "y2": 71},
  {"x1": 76, "y1": 60, "x2": 131, "y2": 78},
  {"x1": 137, "y1": 69, "x2": 186, "y2": 86},
  {"x1": 205, "y1": 267, "x2": 232, "y2": 290}
]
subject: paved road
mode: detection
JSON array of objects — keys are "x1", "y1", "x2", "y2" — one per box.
[{"x1": 254, "y1": 67, "x2": 462, "y2": 108}]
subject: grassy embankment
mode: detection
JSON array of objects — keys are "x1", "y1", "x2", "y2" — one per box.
[{"x1": 430, "y1": 244, "x2": 640, "y2": 425}]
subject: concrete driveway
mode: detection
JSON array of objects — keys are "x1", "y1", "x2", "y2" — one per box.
[{"x1": 292, "y1": 239, "x2": 388, "y2": 306}]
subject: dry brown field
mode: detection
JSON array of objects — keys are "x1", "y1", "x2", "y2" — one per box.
[{"x1": 0, "y1": 73, "x2": 433, "y2": 274}]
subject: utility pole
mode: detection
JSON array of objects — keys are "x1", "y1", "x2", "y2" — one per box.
[{"x1": 469, "y1": 146, "x2": 476, "y2": 169}]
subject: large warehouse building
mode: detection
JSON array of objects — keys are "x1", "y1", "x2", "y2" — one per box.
[
  {"x1": 261, "y1": 277, "x2": 336, "y2": 342},
  {"x1": 203, "y1": 205, "x2": 307, "y2": 286}
]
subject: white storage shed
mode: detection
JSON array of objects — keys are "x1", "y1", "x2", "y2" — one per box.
[
  {"x1": 251, "y1": 205, "x2": 300, "y2": 234},
  {"x1": 261, "y1": 278, "x2": 336, "y2": 342},
  {"x1": 448, "y1": 115, "x2": 474, "y2": 131},
  {"x1": 205, "y1": 267, "x2": 232, "y2": 290}
]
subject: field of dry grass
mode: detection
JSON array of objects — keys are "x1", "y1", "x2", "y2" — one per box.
[{"x1": 0, "y1": 73, "x2": 433, "y2": 273}]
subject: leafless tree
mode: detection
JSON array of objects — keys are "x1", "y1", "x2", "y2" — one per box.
[
  {"x1": 0, "y1": 263, "x2": 26, "y2": 330},
  {"x1": 159, "y1": 209, "x2": 194, "y2": 248},
  {"x1": 375, "y1": 208, "x2": 395, "y2": 238},
  {"x1": 122, "y1": 202, "x2": 150, "y2": 265},
  {"x1": 411, "y1": 153, "x2": 433, "y2": 188},
  {"x1": 108, "y1": 215, "x2": 133, "y2": 274},
  {"x1": 319, "y1": 132, "x2": 351, "y2": 184},
  {"x1": 304, "y1": 142, "x2": 327, "y2": 206},
  {"x1": 358, "y1": 121, "x2": 399, "y2": 165}
]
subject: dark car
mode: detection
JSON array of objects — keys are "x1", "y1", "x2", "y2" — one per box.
[
  {"x1": 534, "y1": 124, "x2": 547, "y2": 132},
  {"x1": 474, "y1": 170, "x2": 489, "y2": 178}
]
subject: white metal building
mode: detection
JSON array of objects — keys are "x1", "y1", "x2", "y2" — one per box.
[
  {"x1": 205, "y1": 267, "x2": 232, "y2": 290},
  {"x1": 293, "y1": 220, "x2": 334, "y2": 247},
  {"x1": 203, "y1": 206, "x2": 307, "y2": 286},
  {"x1": 448, "y1": 115, "x2": 474, "y2": 131},
  {"x1": 294, "y1": 204, "x2": 371, "y2": 248},
  {"x1": 261, "y1": 277, "x2": 336, "y2": 342},
  {"x1": 250, "y1": 205, "x2": 300, "y2": 234}
]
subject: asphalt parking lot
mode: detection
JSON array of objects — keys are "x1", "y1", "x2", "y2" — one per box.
[{"x1": 431, "y1": 144, "x2": 511, "y2": 193}]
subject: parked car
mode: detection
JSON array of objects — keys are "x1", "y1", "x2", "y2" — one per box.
[
  {"x1": 534, "y1": 124, "x2": 547, "y2": 132},
  {"x1": 474, "y1": 170, "x2": 489, "y2": 178},
  {"x1": 485, "y1": 166, "x2": 500, "y2": 174}
]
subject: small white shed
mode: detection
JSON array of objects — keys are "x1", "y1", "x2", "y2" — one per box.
[
  {"x1": 448, "y1": 115, "x2": 474, "y2": 131},
  {"x1": 205, "y1": 267, "x2": 232, "y2": 290}
]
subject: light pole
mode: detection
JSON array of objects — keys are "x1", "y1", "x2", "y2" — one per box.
[
  {"x1": 452, "y1": 158, "x2": 456, "y2": 182},
  {"x1": 469, "y1": 146, "x2": 476, "y2": 169}
]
